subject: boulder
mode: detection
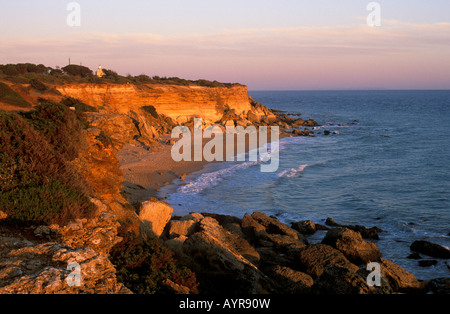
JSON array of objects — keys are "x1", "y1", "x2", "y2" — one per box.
[
  {"x1": 410, "y1": 240, "x2": 450, "y2": 259},
  {"x1": 407, "y1": 253, "x2": 422, "y2": 260},
  {"x1": 379, "y1": 258, "x2": 427, "y2": 293},
  {"x1": 345, "y1": 225, "x2": 381, "y2": 240},
  {"x1": 304, "y1": 119, "x2": 318, "y2": 127},
  {"x1": 268, "y1": 266, "x2": 313, "y2": 294},
  {"x1": 165, "y1": 219, "x2": 197, "y2": 239},
  {"x1": 321, "y1": 227, "x2": 381, "y2": 265},
  {"x1": 181, "y1": 217, "x2": 272, "y2": 294},
  {"x1": 428, "y1": 278, "x2": 450, "y2": 295},
  {"x1": 311, "y1": 265, "x2": 393, "y2": 294},
  {"x1": 241, "y1": 213, "x2": 307, "y2": 257},
  {"x1": 292, "y1": 118, "x2": 305, "y2": 128},
  {"x1": 291, "y1": 220, "x2": 316, "y2": 235},
  {"x1": 196, "y1": 217, "x2": 260, "y2": 266},
  {"x1": 250, "y1": 212, "x2": 299, "y2": 239},
  {"x1": 297, "y1": 244, "x2": 359, "y2": 278},
  {"x1": 418, "y1": 260, "x2": 438, "y2": 267},
  {"x1": 201, "y1": 213, "x2": 242, "y2": 226},
  {"x1": 0, "y1": 241, "x2": 131, "y2": 294},
  {"x1": 325, "y1": 217, "x2": 341, "y2": 227},
  {"x1": 139, "y1": 200, "x2": 173, "y2": 237},
  {"x1": 315, "y1": 223, "x2": 329, "y2": 231},
  {"x1": 241, "y1": 213, "x2": 269, "y2": 245}
]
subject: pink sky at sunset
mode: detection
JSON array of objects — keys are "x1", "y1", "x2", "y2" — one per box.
[{"x1": 1, "y1": 1, "x2": 449, "y2": 90}]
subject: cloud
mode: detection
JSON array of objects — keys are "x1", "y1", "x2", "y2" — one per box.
[{"x1": 1, "y1": 21, "x2": 449, "y2": 88}]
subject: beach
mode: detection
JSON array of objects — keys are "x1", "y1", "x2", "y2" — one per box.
[{"x1": 117, "y1": 129, "x2": 289, "y2": 204}]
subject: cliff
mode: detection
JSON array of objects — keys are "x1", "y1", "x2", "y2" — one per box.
[{"x1": 55, "y1": 84, "x2": 254, "y2": 125}]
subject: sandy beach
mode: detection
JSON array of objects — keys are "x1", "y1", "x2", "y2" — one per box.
[{"x1": 117, "y1": 129, "x2": 290, "y2": 205}]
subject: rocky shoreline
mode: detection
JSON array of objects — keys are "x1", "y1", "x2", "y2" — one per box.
[
  {"x1": 1, "y1": 82, "x2": 448, "y2": 295},
  {"x1": 139, "y1": 200, "x2": 450, "y2": 294}
]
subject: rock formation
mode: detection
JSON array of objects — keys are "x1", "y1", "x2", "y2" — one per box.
[{"x1": 159, "y1": 211, "x2": 429, "y2": 294}]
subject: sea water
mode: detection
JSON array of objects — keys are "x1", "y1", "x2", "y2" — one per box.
[{"x1": 164, "y1": 90, "x2": 450, "y2": 281}]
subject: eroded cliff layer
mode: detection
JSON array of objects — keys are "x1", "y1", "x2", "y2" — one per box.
[{"x1": 56, "y1": 84, "x2": 253, "y2": 124}]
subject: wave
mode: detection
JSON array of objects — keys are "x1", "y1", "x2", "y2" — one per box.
[
  {"x1": 276, "y1": 164, "x2": 308, "y2": 178},
  {"x1": 178, "y1": 160, "x2": 259, "y2": 194},
  {"x1": 179, "y1": 137, "x2": 297, "y2": 195}
]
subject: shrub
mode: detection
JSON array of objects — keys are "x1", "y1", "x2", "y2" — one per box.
[
  {"x1": 20, "y1": 102, "x2": 88, "y2": 161},
  {"x1": 110, "y1": 234, "x2": 199, "y2": 294},
  {"x1": 29, "y1": 78, "x2": 47, "y2": 91},
  {"x1": 0, "y1": 178, "x2": 94, "y2": 225},
  {"x1": 0, "y1": 112, "x2": 95, "y2": 226},
  {"x1": 0, "y1": 82, "x2": 31, "y2": 107},
  {"x1": 62, "y1": 64, "x2": 93, "y2": 77},
  {"x1": 2, "y1": 64, "x2": 20, "y2": 76},
  {"x1": 61, "y1": 96, "x2": 98, "y2": 113},
  {"x1": 95, "y1": 131, "x2": 114, "y2": 148}
]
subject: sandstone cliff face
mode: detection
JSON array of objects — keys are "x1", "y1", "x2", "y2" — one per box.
[{"x1": 56, "y1": 84, "x2": 253, "y2": 124}]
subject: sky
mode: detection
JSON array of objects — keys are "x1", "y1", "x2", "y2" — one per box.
[{"x1": 0, "y1": 0, "x2": 449, "y2": 90}]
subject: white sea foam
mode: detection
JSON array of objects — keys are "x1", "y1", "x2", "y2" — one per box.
[
  {"x1": 276, "y1": 164, "x2": 308, "y2": 178},
  {"x1": 176, "y1": 138, "x2": 297, "y2": 195},
  {"x1": 179, "y1": 160, "x2": 259, "y2": 194}
]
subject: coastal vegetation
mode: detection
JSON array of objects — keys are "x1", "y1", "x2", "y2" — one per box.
[
  {"x1": 0, "y1": 63, "x2": 242, "y2": 88},
  {"x1": 0, "y1": 82, "x2": 31, "y2": 108},
  {"x1": 0, "y1": 96, "x2": 199, "y2": 294},
  {"x1": 0, "y1": 103, "x2": 94, "y2": 225}
]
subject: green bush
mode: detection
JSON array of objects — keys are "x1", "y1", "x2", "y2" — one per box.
[
  {"x1": 95, "y1": 131, "x2": 114, "y2": 148},
  {"x1": 29, "y1": 78, "x2": 47, "y2": 91},
  {"x1": 0, "y1": 82, "x2": 31, "y2": 107},
  {"x1": 110, "y1": 234, "x2": 199, "y2": 294},
  {"x1": 0, "y1": 111, "x2": 94, "y2": 226},
  {"x1": 0, "y1": 178, "x2": 94, "y2": 225},
  {"x1": 62, "y1": 64, "x2": 93, "y2": 77},
  {"x1": 0, "y1": 63, "x2": 241, "y2": 88},
  {"x1": 20, "y1": 102, "x2": 87, "y2": 161},
  {"x1": 61, "y1": 96, "x2": 98, "y2": 113}
]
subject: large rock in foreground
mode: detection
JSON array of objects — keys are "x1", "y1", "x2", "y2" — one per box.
[
  {"x1": 180, "y1": 216, "x2": 274, "y2": 294},
  {"x1": 0, "y1": 240, "x2": 130, "y2": 294},
  {"x1": 139, "y1": 200, "x2": 173, "y2": 237}
]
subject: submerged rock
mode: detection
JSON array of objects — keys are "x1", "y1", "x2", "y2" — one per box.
[
  {"x1": 418, "y1": 260, "x2": 438, "y2": 267},
  {"x1": 291, "y1": 220, "x2": 316, "y2": 235},
  {"x1": 410, "y1": 240, "x2": 450, "y2": 259}
]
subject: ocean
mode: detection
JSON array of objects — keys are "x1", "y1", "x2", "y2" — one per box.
[{"x1": 163, "y1": 90, "x2": 450, "y2": 281}]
